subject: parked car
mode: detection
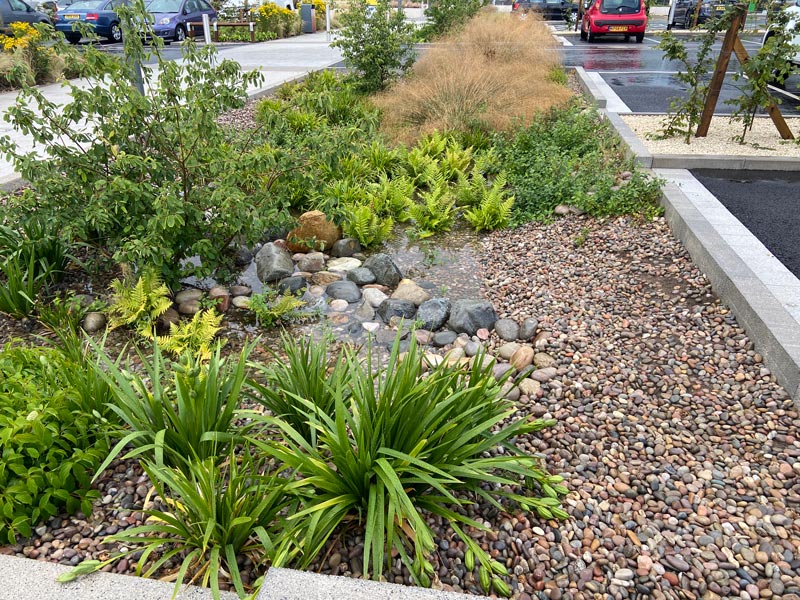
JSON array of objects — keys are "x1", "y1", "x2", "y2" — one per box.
[
  {"x1": 512, "y1": 0, "x2": 571, "y2": 20},
  {"x1": 670, "y1": 0, "x2": 732, "y2": 28},
  {"x1": 762, "y1": 0, "x2": 800, "y2": 67},
  {"x1": 580, "y1": 0, "x2": 647, "y2": 42},
  {"x1": 147, "y1": 0, "x2": 216, "y2": 42},
  {"x1": 0, "y1": 0, "x2": 52, "y2": 34},
  {"x1": 55, "y1": 0, "x2": 126, "y2": 43}
]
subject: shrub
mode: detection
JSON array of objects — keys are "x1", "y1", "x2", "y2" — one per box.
[
  {"x1": 375, "y1": 11, "x2": 572, "y2": 143},
  {"x1": 0, "y1": 343, "x2": 109, "y2": 543},
  {"x1": 0, "y1": 1, "x2": 286, "y2": 283},
  {"x1": 419, "y1": 0, "x2": 487, "y2": 40},
  {"x1": 332, "y1": 0, "x2": 416, "y2": 92},
  {"x1": 249, "y1": 334, "x2": 568, "y2": 593},
  {"x1": 95, "y1": 342, "x2": 252, "y2": 474},
  {"x1": 253, "y1": 2, "x2": 299, "y2": 37}
]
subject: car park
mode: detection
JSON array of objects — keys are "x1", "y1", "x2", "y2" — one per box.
[
  {"x1": 762, "y1": 0, "x2": 800, "y2": 67},
  {"x1": 147, "y1": 0, "x2": 216, "y2": 42},
  {"x1": 580, "y1": 0, "x2": 647, "y2": 41},
  {"x1": 0, "y1": 0, "x2": 52, "y2": 33},
  {"x1": 512, "y1": 0, "x2": 571, "y2": 20},
  {"x1": 55, "y1": 0, "x2": 126, "y2": 43}
]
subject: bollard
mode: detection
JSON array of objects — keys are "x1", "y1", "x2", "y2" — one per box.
[{"x1": 202, "y1": 12, "x2": 212, "y2": 44}]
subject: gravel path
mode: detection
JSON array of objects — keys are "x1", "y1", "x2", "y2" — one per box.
[
  {"x1": 622, "y1": 115, "x2": 800, "y2": 157},
  {"x1": 477, "y1": 215, "x2": 800, "y2": 600}
]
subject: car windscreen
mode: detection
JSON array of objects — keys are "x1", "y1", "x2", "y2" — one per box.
[
  {"x1": 67, "y1": 0, "x2": 104, "y2": 9},
  {"x1": 147, "y1": 0, "x2": 180, "y2": 12},
  {"x1": 600, "y1": 0, "x2": 639, "y2": 12}
]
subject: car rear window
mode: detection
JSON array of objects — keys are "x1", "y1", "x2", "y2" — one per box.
[
  {"x1": 600, "y1": 0, "x2": 639, "y2": 12},
  {"x1": 68, "y1": 0, "x2": 104, "y2": 8},
  {"x1": 147, "y1": 0, "x2": 181, "y2": 11}
]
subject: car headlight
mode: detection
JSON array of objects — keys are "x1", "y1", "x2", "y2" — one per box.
[{"x1": 158, "y1": 16, "x2": 171, "y2": 24}]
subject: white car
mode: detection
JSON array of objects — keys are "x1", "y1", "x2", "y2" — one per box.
[{"x1": 763, "y1": 0, "x2": 800, "y2": 68}]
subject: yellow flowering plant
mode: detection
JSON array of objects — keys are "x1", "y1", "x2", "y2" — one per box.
[{"x1": 1, "y1": 22, "x2": 41, "y2": 52}]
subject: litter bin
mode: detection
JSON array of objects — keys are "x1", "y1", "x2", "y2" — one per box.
[{"x1": 300, "y1": 3, "x2": 316, "y2": 33}]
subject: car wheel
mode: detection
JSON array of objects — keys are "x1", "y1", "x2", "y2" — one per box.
[
  {"x1": 108, "y1": 22, "x2": 122, "y2": 42},
  {"x1": 635, "y1": 32, "x2": 644, "y2": 43},
  {"x1": 624, "y1": 33, "x2": 630, "y2": 42},
  {"x1": 174, "y1": 24, "x2": 186, "y2": 42},
  {"x1": 65, "y1": 32, "x2": 81, "y2": 44},
  {"x1": 588, "y1": 28, "x2": 596, "y2": 42}
]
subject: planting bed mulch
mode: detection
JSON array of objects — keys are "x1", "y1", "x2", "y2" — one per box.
[{"x1": 4, "y1": 212, "x2": 799, "y2": 600}]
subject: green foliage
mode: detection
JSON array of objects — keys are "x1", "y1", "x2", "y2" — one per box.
[
  {"x1": 497, "y1": 102, "x2": 663, "y2": 222},
  {"x1": 0, "y1": 343, "x2": 109, "y2": 543},
  {"x1": 247, "y1": 333, "x2": 348, "y2": 445},
  {"x1": 69, "y1": 450, "x2": 295, "y2": 598},
  {"x1": 367, "y1": 173, "x2": 413, "y2": 222},
  {"x1": 408, "y1": 168, "x2": 457, "y2": 238},
  {"x1": 463, "y1": 172, "x2": 514, "y2": 232},
  {"x1": 342, "y1": 203, "x2": 395, "y2": 247},
  {"x1": 107, "y1": 267, "x2": 172, "y2": 339},
  {"x1": 247, "y1": 333, "x2": 567, "y2": 591},
  {"x1": 0, "y1": 0, "x2": 284, "y2": 283},
  {"x1": 656, "y1": 29, "x2": 718, "y2": 143},
  {"x1": 157, "y1": 310, "x2": 224, "y2": 360},
  {"x1": 248, "y1": 290, "x2": 308, "y2": 328},
  {"x1": 418, "y1": 0, "x2": 487, "y2": 40},
  {"x1": 332, "y1": 0, "x2": 416, "y2": 92},
  {"x1": 94, "y1": 342, "x2": 251, "y2": 475}
]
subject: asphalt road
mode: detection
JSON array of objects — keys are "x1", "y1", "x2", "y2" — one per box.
[
  {"x1": 557, "y1": 33, "x2": 800, "y2": 116},
  {"x1": 690, "y1": 169, "x2": 800, "y2": 279}
]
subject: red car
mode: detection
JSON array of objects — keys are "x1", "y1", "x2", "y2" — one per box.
[{"x1": 580, "y1": 0, "x2": 647, "y2": 42}]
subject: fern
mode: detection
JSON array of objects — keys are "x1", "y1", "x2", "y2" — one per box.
[
  {"x1": 248, "y1": 291, "x2": 308, "y2": 328},
  {"x1": 416, "y1": 131, "x2": 449, "y2": 158},
  {"x1": 367, "y1": 173, "x2": 413, "y2": 222},
  {"x1": 107, "y1": 267, "x2": 172, "y2": 339},
  {"x1": 472, "y1": 147, "x2": 503, "y2": 178},
  {"x1": 439, "y1": 144, "x2": 473, "y2": 182},
  {"x1": 408, "y1": 170, "x2": 456, "y2": 239},
  {"x1": 464, "y1": 172, "x2": 514, "y2": 232},
  {"x1": 404, "y1": 147, "x2": 436, "y2": 187},
  {"x1": 157, "y1": 310, "x2": 224, "y2": 360},
  {"x1": 342, "y1": 203, "x2": 394, "y2": 247},
  {"x1": 361, "y1": 140, "x2": 402, "y2": 173}
]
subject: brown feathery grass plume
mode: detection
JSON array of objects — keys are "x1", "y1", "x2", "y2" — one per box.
[{"x1": 374, "y1": 8, "x2": 574, "y2": 144}]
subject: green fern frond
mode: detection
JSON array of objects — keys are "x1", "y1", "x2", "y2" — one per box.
[
  {"x1": 367, "y1": 173, "x2": 413, "y2": 222},
  {"x1": 439, "y1": 145, "x2": 473, "y2": 182},
  {"x1": 107, "y1": 267, "x2": 172, "y2": 337},
  {"x1": 409, "y1": 176, "x2": 456, "y2": 239},
  {"x1": 342, "y1": 203, "x2": 395, "y2": 247},
  {"x1": 417, "y1": 132, "x2": 449, "y2": 158},
  {"x1": 464, "y1": 171, "x2": 514, "y2": 232},
  {"x1": 157, "y1": 309, "x2": 224, "y2": 360},
  {"x1": 248, "y1": 291, "x2": 307, "y2": 328}
]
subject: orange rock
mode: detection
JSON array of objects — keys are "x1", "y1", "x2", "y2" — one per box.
[{"x1": 286, "y1": 210, "x2": 341, "y2": 253}]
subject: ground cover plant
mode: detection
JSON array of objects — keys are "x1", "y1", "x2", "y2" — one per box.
[{"x1": 0, "y1": 22, "x2": 85, "y2": 89}]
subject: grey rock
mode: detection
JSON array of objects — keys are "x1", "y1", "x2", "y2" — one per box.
[
  {"x1": 391, "y1": 279, "x2": 431, "y2": 306},
  {"x1": 448, "y1": 299, "x2": 498, "y2": 336},
  {"x1": 156, "y1": 307, "x2": 180, "y2": 332},
  {"x1": 498, "y1": 342, "x2": 521, "y2": 360},
  {"x1": 175, "y1": 288, "x2": 204, "y2": 304},
  {"x1": 232, "y1": 296, "x2": 251, "y2": 309},
  {"x1": 554, "y1": 204, "x2": 571, "y2": 216},
  {"x1": 519, "y1": 317, "x2": 539, "y2": 340},
  {"x1": 256, "y1": 242, "x2": 294, "y2": 283},
  {"x1": 347, "y1": 267, "x2": 377, "y2": 286},
  {"x1": 518, "y1": 378, "x2": 541, "y2": 397},
  {"x1": 355, "y1": 301, "x2": 375, "y2": 320},
  {"x1": 530, "y1": 366, "x2": 558, "y2": 382},
  {"x1": 230, "y1": 285, "x2": 252, "y2": 297},
  {"x1": 416, "y1": 298, "x2": 451, "y2": 331},
  {"x1": 81, "y1": 311, "x2": 107, "y2": 333},
  {"x1": 363, "y1": 253, "x2": 403, "y2": 287},
  {"x1": 494, "y1": 318, "x2": 520, "y2": 341},
  {"x1": 178, "y1": 299, "x2": 201, "y2": 315},
  {"x1": 362, "y1": 287, "x2": 388, "y2": 308},
  {"x1": 297, "y1": 252, "x2": 325, "y2": 273},
  {"x1": 278, "y1": 276, "x2": 308, "y2": 295},
  {"x1": 327, "y1": 257, "x2": 362, "y2": 272},
  {"x1": 376, "y1": 299, "x2": 417, "y2": 322},
  {"x1": 464, "y1": 341, "x2": 482, "y2": 357},
  {"x1": 234, "y1": 245, "x2": 253, "y2": 266},
  {"x1": 534, "y1": 352, "x2": 557, "y2": 368},
  {"x1": 331, "y1": 238, "x2": 361, "y2": 258},
  {"x1": 433, "y1": 330, "x2": 458, "y2": 347},
  {"x1": 326, "y1": 280, "x2": 362, "y2": 303}
]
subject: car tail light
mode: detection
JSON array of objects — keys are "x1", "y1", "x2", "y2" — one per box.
[
  {"x1": 513, "y1": 1, "x2": 519, "y2": 8},
  {"x1": 86, "y1": 12, "x2": 98, "y2": 19}
]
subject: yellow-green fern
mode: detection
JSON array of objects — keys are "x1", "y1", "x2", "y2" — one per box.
[
  {"x1": 342, "y1": 204, "x2": 394, "y2": 248},
  {"x1": 464, "y1": 172, "x2": 514, "y2": 232},
  {"x1": 408, "y1": 170, "x2": 456, "y2": 239},
  {"x1": 157, "y1": 309, "x2": 224, "y2": 360},
  {"x1": 107, "y1": 267, "x2": 172, "y2": 339}
]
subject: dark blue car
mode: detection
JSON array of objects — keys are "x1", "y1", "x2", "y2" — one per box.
[{"x1": 55, "y1": 0, "x2": 127, "y2": 43}]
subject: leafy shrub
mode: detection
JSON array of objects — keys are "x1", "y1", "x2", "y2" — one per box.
[
  {"x1": 107, "y1": 267, "x2": 172, "y2": 339},
  {"x1": 157, "y1": 309, "x2": 223, "y2": 360},
  {"x1": 0, "y1": 1, "x2": 286, "y2": 283},
  {"x1": 64, "y1": 450, "x2": 295, "y2": 598},
  {"x1": 0, "y1": 343, "x2": 109, "y2": 543},
  {"x1": 497, "y1": 102, "x2": 663, "y2": 222},
  {"x1": 418, "y1": 0, "x2": 487, "y2": 40},
  {"x1": 252, "y1": 2, "x2": 299, "y2": 37},
  {"x1": 95, "y1": 342, "x2": 252, "y2": 474},
  {"x1": 332, "y1": 0, "x2": 416, "y2": 92},
  {"x1": 249, "y1": 334, "x2": 567, "y2": 593}
]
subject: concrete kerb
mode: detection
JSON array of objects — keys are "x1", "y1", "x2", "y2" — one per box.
[{"x1": 571, "y1": 64, "x2": 800, "y2": 404}]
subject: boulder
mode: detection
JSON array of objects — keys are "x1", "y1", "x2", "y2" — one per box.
[
  {"x1": 286, "y1": 210, "x2": 341, "y2": 253},
  {"x1": 497, "y1": 342, "x2": 521, "y2": 361},
  {"x1": 232, "y1": 296, "x2": 251, "y2": 309},
  {"x1": 156, "y1": 307, "x2": 180, "y2": 333},
  {"x1": 256, "y1": 242, "x2": 294, "y2": 283},
  {"x1": 355, "y1": 301, "x2": 375, "y2": 320},
  {"x1": 376, "y1": 299, "x2": 417, "y2": 322},
  {"x1": 416, "y1": 298, "x2": 451, "y2": 331},
  {"x1": 391, "y1": 279, "x2": 431, "y2": 306},
  {"x1": 432, "y1": 329, "x2": 457, "y2": 347},
  {"x1": 347, "y1": 267, "x2": 376, "y2": 286},
  {"x1": 362, "y1": 288, "x2": 388, "y2": 308},
  {"x1": 448, "y1": 299, "x2": 498, "y2": 336},
  {"x1": 230, "y1": 285, "x2": 252, "y2": 297},
  {"x1": 494, "y1": 318, "x2": 520, "y2": 342},
  {"x1": 178, "y1": 299, "x2": 201, "y2": 315},
  {"x1": 175, "y1": 288, "x2": 204, "y2": 304},
  {"x1": 278, "y1": 276, "x2": 308, "y2": 295},
  {"x1": 297, "y1": 252, "x2": 326, "y2": 273},
  {"x1": 331, "y1": 238, "x2": 361, "y2": 258},
  {"x1": 312, "y1": 271, "x2": 342, "y2": 286},
  {"x1": 209, "y1": 285, "x2": 230, "y2": 313},
  {"x1": 518, "y1": 378, "x2": 541, "y2": 397},
  {"x1": 363, "y1": 253, "x2": 403, "y2": 287},
  {"x1": 534, "y1": 352, "x2": 557, "y2": 369},
  {"x1": 530, "y1": 367, "x2": 558, "y2": 382},
  {"x1": 329, "y1": 299, "x2": 349, "y2": 312},
  {"x1": 326, "y1": 280, "x2": 362, "y2": 303},
  {"x1": 327, "y1": 257, "x2": 362, "y2": 272},
  {"x1": 81, "y1": 311, "x2": 107, "y2": 334}
]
